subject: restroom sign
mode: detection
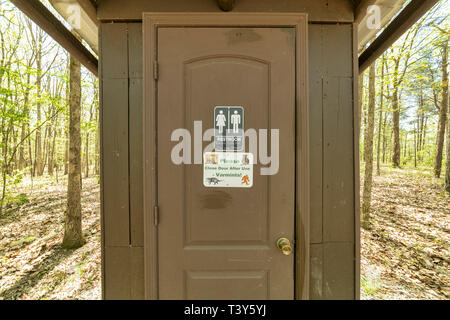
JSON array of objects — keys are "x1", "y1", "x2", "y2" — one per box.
[
  {"x1": 214, "y1": 106, "x2": 244, "y2": 151},
  {"x1": 204, "y1": 152, "x2": 253, "y2": 188}
]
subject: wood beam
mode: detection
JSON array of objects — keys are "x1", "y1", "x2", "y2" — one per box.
[
  {"x1": 76, "y1": 0, "x2": 99, "y2": 26},
  {"x1": 359, "y1": 0, "x2": 438, "y2": 74},
  {"x1": 11, "y1": 0, "x2": 98, "y2": 76}
]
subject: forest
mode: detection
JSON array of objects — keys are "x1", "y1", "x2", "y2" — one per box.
[
  {"x1": 0, "y1": 1, "x2": 98, "y2": 217},
  {"x1": 359, "y1": 2, "x2": 449, "y2": 229},
  {"x1": 358, "y1": 1, "x2": 449, "y2": 299},
  {"x1": 0, "y1": 0, "x2": 449, "y2": 300}
]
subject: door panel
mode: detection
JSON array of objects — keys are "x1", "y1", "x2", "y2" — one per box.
[{"x1": 157, "y1": 27, "x2": 295, "y2": 299}]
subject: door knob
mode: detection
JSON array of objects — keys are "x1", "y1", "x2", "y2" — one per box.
[{"x1": 276, "y1": 237, "x2": 293, "y2": 256}]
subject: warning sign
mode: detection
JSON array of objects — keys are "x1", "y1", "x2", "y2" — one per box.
[
  {"x1": 214, "y1": 106, "x2": 244, "y2": 151},
  {"x1": 203, "y1": 152, "x2": 253, "y2": 188}
]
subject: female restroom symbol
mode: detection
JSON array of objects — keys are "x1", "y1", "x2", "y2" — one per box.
[{"x1": 216, "y1": 110, "x2": 227, "y2": 135}]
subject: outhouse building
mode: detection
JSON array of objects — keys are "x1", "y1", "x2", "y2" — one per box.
[{"x1": 12, "y1": 0, "x2": 438, "y2": 299}]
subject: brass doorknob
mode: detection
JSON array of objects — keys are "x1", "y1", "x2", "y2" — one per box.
[{"x1": 276, "y1": 237, "x2": 293, "y2": 256}]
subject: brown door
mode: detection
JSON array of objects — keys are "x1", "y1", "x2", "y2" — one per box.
[{"x1": 157, "y1": 27, "x2": 295, "y2": 299}]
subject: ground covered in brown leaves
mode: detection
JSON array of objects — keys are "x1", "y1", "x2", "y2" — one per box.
[
  {"x1": 361, "y1": 166, "x2": 449, "y2": 300},
  {"x1": 0, "y1": 167, "x2": 448, "y2": 300},
  {"x1": 0, "y1": 176, "x2": 100, "y2": 300}
]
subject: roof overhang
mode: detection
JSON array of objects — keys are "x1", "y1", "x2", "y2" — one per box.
[
  {"x1": 10, "y1": 0, "x2": 440, "y2": 77},
  {"x1": 48, "y1": 0, "x2": 99, "y2": 55},
  {"x1": 356, "y1": 0, "x2": 407, "y2": 53},
  {"x1": 358, "y1": 0, "x2": 439, "y2": 73},
  {"x1": 10, "y1": 0, "x2": 98, "y2": 76}
]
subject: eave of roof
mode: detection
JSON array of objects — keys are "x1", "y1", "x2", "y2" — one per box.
[
  {"x1": 48, "y1": 0, "x2": 98, "y2": 54},
  {"x1": 356, "y1": 0, "x2": 407, "y2": 53}
]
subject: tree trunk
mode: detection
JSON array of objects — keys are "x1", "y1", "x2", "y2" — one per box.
[
  {"x1": 376, "y1": 57, "x2": 384, "y2": 175},
  {"x1": 35, "y1": 40, "x2": 43, "y2": 176},
  {"x1": 414, "y1": 122, "x2": 417, "y2": 168},
  {"x1": 362, "y1": 63, "x2": 376, "y2": 230},
  {"x1": 392, "y1": 85, "x2": 401, "y2": 168},
  {"x1": 434, "y1": 40, "x2": 448, "y2": 178},
  {"x1": 62, "y1": 53, "x2": 84, "y2": 249},
  {"x1": 94, "y1": 106, "x2": 100, "y2": 176},
  {"x1": 64, "y1": 129, "x2": 69, "y2": 175},
  {"x1": 18, "y1": 68, "x2": 32, "y2": 171},
  {"x1": 403, "y1": 132, "x2": 408, "y2": 159},
  {"x1": 85, "y1": 102, "x2": 94, "y2": 178},
  {"x1": 48, "y1": 117, "x2": 57, "y2": 176},
  {"x1": 382, "y1": 112, "x2": 387, "y2": 163},
  {"x1": 18, "y1": 122, "x2": 27, "y2": 171},
  {"x1": 28, "y1": 129, "x2": 34, "y2": 177},
  {"x1": 445, "y1": 97, "x2": 450, "y2": 193},
  {"x1": 359, "y1": 74, "x2": 364, "y2": 161},
  {"x1": 84, "y1": 133, "x2": 89, "y2": 178},
  {"x1": 422, "y1": 115, "x2": 428, "y2": 155}
]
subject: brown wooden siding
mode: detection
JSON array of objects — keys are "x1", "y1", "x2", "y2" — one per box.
[
  {"x1": 100, "y1": 22, "x2": 145, "y2": 299},
  {"x1": 308, "y1": 24, "x2": 356, "y2": 299},
  {"x1": 97, "y1": 0, "x2": 354, "y2": 23},
  {"x1": 100, "y1": 21, "x2": 357, "y2": 300}
]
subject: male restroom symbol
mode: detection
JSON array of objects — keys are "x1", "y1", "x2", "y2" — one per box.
[{"x1": 231, "y1": 110, "x2": 241, "y2": 133}]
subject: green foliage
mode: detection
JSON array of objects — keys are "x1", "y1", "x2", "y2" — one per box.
[
  {"x1": 0, "y1": 2, "x2": 100, "y2": 216},
  {"x1": 359, "y1": 1, "x2": 449, "y2": 185},
  {"x1": 361, "y1": 275, "x2": 382, "y2": 297},
  {"x1": 15, "y1": 193, "x2": 29, "y2": 206}
]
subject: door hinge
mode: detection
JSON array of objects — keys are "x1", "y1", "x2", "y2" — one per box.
[
  {"x1": 153, "y1": 205, "x2": 159, "y2": 226},
  {"x1": 153, "y1": 61, "x2": 159, "y2": 80}
]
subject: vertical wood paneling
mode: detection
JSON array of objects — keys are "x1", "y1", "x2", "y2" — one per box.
[
  {"x1": 308, "y1": 23, "x2": 356, "y2": 300},
  {"x1": 130, "y1": 247, "x2": 145, "y2": 299},
  {"x1": 101, "y1": 22, "x2": 145, "y2": 299},
  {"x1": 101, "y1": 22, "x2": 130, "y2": 247},
  {"x1": 323, "y1": 242, "x2": 354, "y2": 299},
  {"x1": 323, "y1": 77, "x2": 354, "y2": 242},
  {"x1": 101, "y1": 23, "x2": 128, "y2": 79},
  {"x1": 323, "y1": 24, "x2": 352, "y2": 78},
  {"x1": 309, "y1": 244, "x2": 323, "y2": 299},
  {"x1": 129, "y1": 77, "x2": 144, "y2": 246},
  {"x1": 352, "y1": 23, "x2": 361, "y2": 300},
  {"x1": 104, "y1": 247, "x2": 145, "y2": 299},
  {"x1": 128, "y1": 23, "x2": 144, "y2": 246},
  {"x1": 104, "y1": 247, "x2": 131, "y2": 299},
  {"x1": 102, "y1": 78, "x2": 130, "y2": 246},
  {"x1": 128, "y1": 23, "x2": 143, "y2": 79},
  {"x1": 309, "y1": 24, "x2": 323, "y2": 244}
]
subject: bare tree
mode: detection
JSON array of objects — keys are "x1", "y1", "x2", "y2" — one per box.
[
  {"x1": 433, "y1": 38, "x2": 448, "y2": 178},
  {"x1": 376, "y1": 55, "x2": 385, "y2": 175},
  {"x1": 362, "y1": 63, "x2": 376, "y2": 229},
  {"x1": 62, "y1": 52, "x2": 83, "y2": 249},
  {"x1": 445, "y1": 93, "x2": 450, "y2": 193}
]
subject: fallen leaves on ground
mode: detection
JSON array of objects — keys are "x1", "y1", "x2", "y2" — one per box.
[
  {"x1": 1, "y1": 166, "x2": 448, "y2": 300},
  {"x1": 361, "y1": 166, "x2": 449, "y2": 300},
  {"x1": 0, "y1": 175, "x2": 100, "y2": 300}
]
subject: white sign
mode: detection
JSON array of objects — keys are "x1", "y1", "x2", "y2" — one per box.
[{"x1": 203, "y1": 152, "x2": 253, "y2": 188}]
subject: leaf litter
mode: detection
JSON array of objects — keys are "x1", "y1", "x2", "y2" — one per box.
[
  {"x1": 0, "y1": 175, "x2": 100, "y2": 300},
  {"x1": 361, "y1": 166, "x2": 449, "y2": 300}
]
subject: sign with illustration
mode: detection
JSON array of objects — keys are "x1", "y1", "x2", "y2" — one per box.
[
  {"x1": 214, "y1": 106, "x2": 244, "y2": 151},
  {"x1": 203, "y1": 152, "x2": 253, "y2": 188}
]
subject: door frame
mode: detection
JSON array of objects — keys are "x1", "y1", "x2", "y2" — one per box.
[{"x1": 143, "y1": 12, "x2": 310, "y2": 300}]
